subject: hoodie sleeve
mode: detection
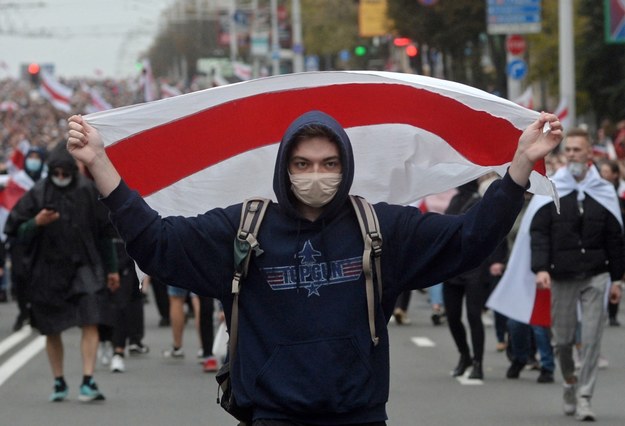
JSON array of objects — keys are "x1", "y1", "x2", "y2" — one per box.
[
  {"x1": 385, "y1": 172, "x2": 526, "y2": 293},
  {"x1": 101, "y1": 180, "x2": 239, "y2": 299}
]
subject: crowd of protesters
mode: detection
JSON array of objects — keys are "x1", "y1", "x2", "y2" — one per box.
[
  {"x1": 0, "y1": 75, "x2": 222, "y2": 402},
  {"x1": 1, "y1": 76, "x2": 145, "y2": 168}
]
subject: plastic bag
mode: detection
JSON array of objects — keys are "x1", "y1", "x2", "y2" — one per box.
[{"x1": 212, "y1": 321, "x2": 228, "y2": 363}]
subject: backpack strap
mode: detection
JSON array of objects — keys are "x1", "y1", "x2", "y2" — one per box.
[
  {"x1": 349, "y1": 195, "x2": 383, "y2": 346},
  {"x1": 229, "y1": 197, "x2": 270, "y2": 364}
]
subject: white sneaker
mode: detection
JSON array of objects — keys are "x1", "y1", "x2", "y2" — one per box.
[
  {"x1": 575, "y1": 397, "x2": 596, "y2": 421},
  {"x1": 598, "y1": 355, "x2": 609, "y2": 369},
  {"x1": 162, "y1": 346, "x2": 185, "y2": 359},
  {"x1": 99, "y1": 341, "x2": 113, "y2": 366},
  {"x1": 481, "y1": 311, "x2": 494, "y2": 327},
  {"x1": 110, "y1": 354, "x2": 125, "y2": 373},
  {"x1": 563, "y1": 384, "x2": 577, "y2": 416}
]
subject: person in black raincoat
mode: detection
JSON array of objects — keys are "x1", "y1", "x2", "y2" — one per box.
[{"x1": 4, "y1": 142, "x2": 119, "y2": 403}]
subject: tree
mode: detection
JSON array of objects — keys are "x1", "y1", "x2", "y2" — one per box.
[
  {"x1": 301, "y1": 0, "x2": 360, "y2": 70},
  {"x1": 387, "y1": 0, "x2": 506, "y2": 94},
  {"x1": 147, "y1": 1, "x2": 226, "y2": 85},
  {"x1": 578, "y1": 0, "x2": 625, "y2": 124}
]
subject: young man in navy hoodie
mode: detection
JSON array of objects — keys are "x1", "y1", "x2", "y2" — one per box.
[{"x1": 67, "y1": 110, "x2": 561, "y2": 425}]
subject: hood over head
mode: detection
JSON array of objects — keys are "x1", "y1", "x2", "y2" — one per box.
[
  {"x1": 273, "y1": 111, "x2": 355, "y2": 219},
  {"x1": 24, "y1": 146, "x2": 47, "y2": 181},
  {"x1": 46, "y1": 141, "x2": 78, "y2": 178}
]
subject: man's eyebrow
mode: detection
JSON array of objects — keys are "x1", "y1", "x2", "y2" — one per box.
[{"x1": 289, "y1": 155, "x2": 341, "y2": 161}]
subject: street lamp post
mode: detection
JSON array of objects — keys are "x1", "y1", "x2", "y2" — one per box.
[
  {"x1": 559, "y1": 0, "x2": 575, "y2": 126},
  {"x1": 292, "y1": 0, "x2": 304, "y2": 73}
]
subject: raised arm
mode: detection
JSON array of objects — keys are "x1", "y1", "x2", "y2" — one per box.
[
  {"x1": 67, "y1": 115, "x2": 121, "y2": 197},
  {"x1": 508, "y1": 111, "x2": 563, "y2": 187}
]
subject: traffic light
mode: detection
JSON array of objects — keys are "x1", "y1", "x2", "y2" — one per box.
[
  {"x1": 405, "y1": 45, "x2": 419, "y2": 57},
  {"x1": 354, "y1": 45, "x2": 367, "y2": 57},
  {"x1": 28, "y1": 63, "x2": 40, "y2": 85},
  {"x1": 393, "y1": 37, "x2": 411, "y2": 47}
]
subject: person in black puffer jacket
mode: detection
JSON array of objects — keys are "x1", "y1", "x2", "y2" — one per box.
[{"x1": 530, "y1": 128, "x2": 624, "y2": 421}]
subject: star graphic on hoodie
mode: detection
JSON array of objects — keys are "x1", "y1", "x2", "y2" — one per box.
[
  {"x1": 298, "y1": 240, "x2": 321, "y2": 265},
  {"x1": 304, "y1": 282, "x2": 323, "y2": 297},
  {"x1": 298, "y1": 241, "x2": 324, "y2": 296}
]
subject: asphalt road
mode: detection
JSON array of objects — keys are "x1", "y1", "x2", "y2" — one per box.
[{"x1": 0, "y1": 290, "x2": 623, "y2": 426}]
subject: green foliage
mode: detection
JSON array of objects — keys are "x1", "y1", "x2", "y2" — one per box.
[
  {"x1": 577, "y1": 0, "x2": 625, "y2": 123},
  {"x1": 387, "y1": 0, "x2": 503, "y2": 93},
  {"x1": 301, "y1": 0, "x2": 360, "y2": 68}
]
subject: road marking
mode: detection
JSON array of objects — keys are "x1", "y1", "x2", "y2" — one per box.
[
  {"x1": 0, "y1": 335, "x2": 46, "y2": 387},
  {"x1": 411, "y1": 337, "x2": 436, "y2": 347},
  {"x1": 0, "y1": 325, "x2": 33, "y2": 357}
]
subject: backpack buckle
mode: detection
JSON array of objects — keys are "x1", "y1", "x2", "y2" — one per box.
[
  {"x1": 369, "y1": 233, "x2": 382, "y2": 257},
  {"x1": 231, "y1": 272, "x2": 242, "y2": 294}
]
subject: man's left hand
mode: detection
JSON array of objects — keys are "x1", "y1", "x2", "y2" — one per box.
[
  {"x1": 508, "y1": 112, "x2": 563, "y2": 187},
  {"x1": 108, "y1": 272, "x2": 121, "y2": 292},
  {"x1": 610, "y1": 282, "x2": 622, "y2": 304}
]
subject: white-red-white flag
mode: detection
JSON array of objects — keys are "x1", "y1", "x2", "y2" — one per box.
[
  {"x1": 82, "y1": 84, "x2": 113, "y2": 113},
  {"x1": 160, "y1": 83, "x2": 182, "y2": 98},
  {"x1": 141, "y1": 59, "x2": 156, "y2": 102},
  {"x1": 0, "y1": 100, "x2": 18, "y2": 112},
  {"x1": 5, "y1": 138, "x2": 30, "y2": 176},
  {"x1": 84, "y1": 71, "x2": 555, "y2": 218},
  {"x1": 212, "y1": 74, "x2": 230, "y2": 87},
  {"x1": 514, "y1": 86, "x2": 534, "y2": 110},
  {"x1": 0, "y1": 142, "x2": 36, "y2": 239},
  {"x1": 40, "y1": 70, "x2": 73, "y2": 113},
  {"x1": 233, "y1": 61, "x2": 252, "y2": 81},
  {"x1": 554, "y1": 97, "x2": 572, "y2": 132}
]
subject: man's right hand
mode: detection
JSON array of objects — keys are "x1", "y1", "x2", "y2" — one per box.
[
  {"x1": 67, "y1": 115, "x2": 105, "y2": 167},
  {"x1": 535, "y1": 270, "x2": 551, "y2": 290},
  {"x1": 67, "y1": 115, "x2": 121, "y2": 197},
  {"x1": 35, "y1": 208, "x2": 60, "y2": 226}
]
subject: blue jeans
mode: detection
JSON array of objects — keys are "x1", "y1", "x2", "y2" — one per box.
[
  {"x1": 507, "y1": 318, "x2": 555, "y2": 372},
  {"x1": 429, "y1": 283, "x2": 443, "y2": 306},
  {"x1": 167, "y1": 285, "x2": 197, "y2": 298}
]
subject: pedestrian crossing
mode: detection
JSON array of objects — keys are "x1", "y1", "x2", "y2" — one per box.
[{"x1": 0, "y1": 326, "x2": 45, "y2": 387}]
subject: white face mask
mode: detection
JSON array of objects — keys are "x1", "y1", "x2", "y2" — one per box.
[
  {"x1": 289, "y1": 172, "x2": 342, "y2": 208},
  {"x1": 51, "y1": 175, "x2": 73, "y2": 188},
  {"x1": 25, "y1": 158, "x2": 42, "y2": 173},
  {"x1": 567, "y1": 162, "x2": 587, "y2": 179}
]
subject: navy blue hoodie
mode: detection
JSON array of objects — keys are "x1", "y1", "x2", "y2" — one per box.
[{"x1": 103, "y1": 110, "x2": 526, "y2": 424}]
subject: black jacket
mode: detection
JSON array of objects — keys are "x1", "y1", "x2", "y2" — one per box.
[
  {"x1": 444, "y1": 181, "x2": 498, "y2": 286},
  {"x1": 530, "y1": 191, "x2": 624, "y2": 280},
  {"x1": 4, "y1": 143, "x2": 117, "y2": 308}
]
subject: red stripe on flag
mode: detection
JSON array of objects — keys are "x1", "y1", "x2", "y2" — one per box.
[
  {"x1": 106, "y1": 83, "x2": 541, "y2": 196},
  {"x1": 0, "y1": 180, "x2": 28, "y2": 210},
  {"x1": 529, "y1": 288, "x2": 551, "y2": 327},
  {"x1": 42, "y1": 79, "x2": 71, "y2": 104},
  {"x1": 10, "y1": 149, "x2": 25, "y2": 169}
]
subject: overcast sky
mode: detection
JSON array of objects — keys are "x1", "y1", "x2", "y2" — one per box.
[{"x1": 0, "y1": 0, "x2": 175, "y2": 79}]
